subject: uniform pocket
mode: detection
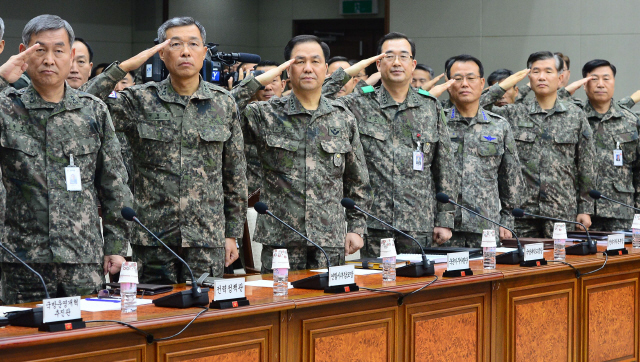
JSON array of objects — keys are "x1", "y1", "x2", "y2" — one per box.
[
  {"x1": 62, "y1": 134, "x2": 101, "y2": 182},
  {"x1": 477, "y1": 134, "x2": 504, "y2": 157},
  {"x1": 0, "y1": 130, "x2": 41, "y2": 181},
  {"x1": 136, "y1": 122, "x2": 178, "y2": 168},
  {"x1": 613, "y1": 131, "x2": 639, "y2": 163},
  {"x1": 320, "y1": 139, "x2": 352, "y2": 175},
  {"x1": 264, "y1": 133, "x2": 300, "y2": 173}
]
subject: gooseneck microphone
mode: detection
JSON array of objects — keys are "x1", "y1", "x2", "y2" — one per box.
[
  {"x1": 341, "y1": 198, "x2": 435, "y2": 276},
  {"x1": 254, "y1": 202, "x2": 333, "y2": 290},
  {"x1": 1, "y1": 242, "x2": 50, "y2": 328},
  {"x1": 511, "y1": 208, "x2": 597, "y2": 255},
  {"x1": 435, "y1": 192, "x2": 524, "y2": 264},
  {"x1": 589, "y1": 189, "x2": 640, "y2": 212},
  {"x1": 121, "y1": 207, "x2": 209, "y2": 308}
]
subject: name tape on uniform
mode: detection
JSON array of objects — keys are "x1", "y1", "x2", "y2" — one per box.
[
  {"x1": 447, "y1": 252, "x2": 469, "y2": 271},
  {"x1": 328, "y1": 265, "x2": 355, "y2": 287}
]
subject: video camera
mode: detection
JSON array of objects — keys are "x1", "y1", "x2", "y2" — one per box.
[{"x1": 142, "y1": 40, "x2": 261, "y2": 87}]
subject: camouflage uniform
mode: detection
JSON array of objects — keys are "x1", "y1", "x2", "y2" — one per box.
[
  {"x1": 0, "y1": 79, "x2": 132, "y2": 304},
  {"x1": 515, "y1": 84, "x2": 636, "y2": 110},
  {"x1": 443, "y1": 107, "x2": 523, "y2": 248},
  {"x1": 489, "y1": 98, "x2": 596, "y2": 238},
  {"x1": 101, "y1": 71, "x2": 247, "y2": 283},
  {"x1": 324, "y1": 68, "x2": 457, "y2": 256},
  {"x1": 577, "y1": 99, "x2": 640, "y2": 231},
  {"x1": 443, "y1": 83, "x2": 506, "y2": 110},
  {"x1": 243, "y1": 93, "x2": 371, "y2": 271},
  {"x1": 231, "y1": 77, "x2": 264, "y2": 194}
]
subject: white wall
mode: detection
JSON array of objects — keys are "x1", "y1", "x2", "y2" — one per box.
[{"x1": 390, "y1": 0, "x2": 640, "y2": 102}]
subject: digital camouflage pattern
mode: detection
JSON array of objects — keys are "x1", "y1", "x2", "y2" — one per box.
[
  {"x1": 104, "y1": 76, "x2": 247, "y2": 248},
  {"x1": 445, "y1": 107, "x2": 523, "y2": 236},
  {"x1": 243, "y1": 93, "x2": 371, "y2": 248},
  {"x1": 444, "y1": 82, "x2": 506, "y2": 110},
  {"x1": 260, "y1": 244, "x2": 344, "y2": 274},
  {"x1": 231, "y1": 77, "x2": 264, "y2": 193},
  {"x1": 490, "y1": 98, "x2": 596, "y2": 220},
  {"x1": 131, "y1": 244, "x2": 225, "y2": 283},
  {"x1": 1, "y1": 262, "x2": 102, "y2": 305},
  {"x1": 0, "y1": 81, "x2": 132, "y2": 264},
  {"x1": 323, "y1": 68, "x2": 457, "y2": 234},
  {"x1": 579, "y1": 100, "x2": 640, "y2": 222}
]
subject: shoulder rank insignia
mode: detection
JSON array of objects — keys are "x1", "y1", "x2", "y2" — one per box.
[
  {"x1": 418, "y1": 89, "x2": 430, "y2": 96},
  {"x1": 361, "y1": 85, "x2": 375, "y2": 93}
]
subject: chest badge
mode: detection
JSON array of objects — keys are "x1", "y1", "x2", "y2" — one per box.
[
  {"x1": 329, "y1": 127, "x2": 341, "y2": 136},
  {"x1": 483, "y1": 135, "x2": 496, "y2": 141}
]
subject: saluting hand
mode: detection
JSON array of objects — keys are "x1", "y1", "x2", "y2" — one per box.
[
  {"x1": 0, "y1": 44, "x2": 40, "y2": 83},
  {"x1": 422, "y1": 73, "x2": 444, "y2": 92},
  {"x1": 345, "y1": 53, "x2": 386, "y2": 77},
  {"x1": 565, "y1": 76, "x2": 593, "y2": 95},
  {"x1": 255, "y1": 59, "x2": 294, "y2": 86},
  {"x1": 428, "y1": 79, "x2": 456, "y2": 98},
  {"x1": 120, "y1": 39, "x2": 171, "y2": 73}
]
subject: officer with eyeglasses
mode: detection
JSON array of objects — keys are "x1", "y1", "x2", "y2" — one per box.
[{"x1": 323, "y1": 32, "x2": 457, "y2": 257}]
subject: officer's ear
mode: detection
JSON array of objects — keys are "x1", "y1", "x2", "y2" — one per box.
[{"x1": 159, "y1": 48, "x2": 165, "y2": 62}]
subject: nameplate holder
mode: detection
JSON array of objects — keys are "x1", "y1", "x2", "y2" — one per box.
[
  {"x1": 40, "y1": 296, "x2": 85, "y2": 332},
  {"x1": 210, "y1": 278, "x2": 250, "y2": 309},
  {"x1": 325, "y1": 265, "x2": 358, "y2": 293},
  {"x1": 605, "y1": 234, "x2": 629, "y2": 256},
  {"x1": 520, "y1": 243, "x2": 547, "y2": 267},
  {"x1": 443, "y1": 252, "x2": 473, "y2": 277}
]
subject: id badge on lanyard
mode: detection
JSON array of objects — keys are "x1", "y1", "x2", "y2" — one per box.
[{"x1": 65, "y1": 154, "x2": 82, "y2": 191}]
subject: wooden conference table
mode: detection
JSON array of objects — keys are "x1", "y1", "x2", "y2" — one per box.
[{"x1": 0, "y1": 245, "x2": 638, "y2": 362}]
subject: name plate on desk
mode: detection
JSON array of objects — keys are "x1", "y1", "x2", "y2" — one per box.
[
  {"x1": 213, "y1": 278, "x2": 245, "y2": 301},
  {"x1": 328, "y1": 265, "x2": 355, "y2": 287},
  {"x1": 607, "y1": 234, "x2": 625, "y2": 250},
  {"x1": 446, "y1": 252, "x2": 469, "y2": 271},
  {"x1": 524, "y1": 243, "x2": 544, "y2": 261},
  {"x1": 43, "y1": 296, "x2": 81, "y2": 324}
]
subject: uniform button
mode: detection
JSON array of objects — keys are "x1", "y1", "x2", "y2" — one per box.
[{"x1": 336, "y1": 154, "x2": 341, "y2": 158}]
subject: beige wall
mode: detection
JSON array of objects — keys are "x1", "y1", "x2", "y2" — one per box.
[{"x1": 390, "y1": 0, "x2": 640, "y2": 102}]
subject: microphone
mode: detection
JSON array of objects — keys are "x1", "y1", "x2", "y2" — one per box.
[
  {"x1": 589, "y1": 189, "x2": 640, "y2": 212},
  {"x1": 217, "y1": 52, "x2": 261, "y2": 64},
  {"x1": 0, "y1": 242, "x2": 50, "y2": 328},
  {"x1": 341, "y1": 198, "x2": 434, "y2": 276},
  {"x1": 121, "y1": 207, "x2": 210, "y2": 308},
  {"x1": 254, "y1": 202, "x2": 337, "y2": 290},
  {"x1": 511, "y1": 208, "x2": 597, "y2": 255},
  {"x1": 435, "y1": 193, "x2": 524, "y2": 264}
]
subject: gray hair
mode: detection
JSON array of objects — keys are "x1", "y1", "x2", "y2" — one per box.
[
  {"x1": 526, "y1": 51, "x2": 564, "y2": 73},
  {"x1": 0, "y1": 17, "x2": 4, "y2": 41},
  {"x1": 22, "y1": 15, "x2": 74, "y2": 46},
  {"x1": 157, "y1": 17, "x2": 206, "y2": 43}
]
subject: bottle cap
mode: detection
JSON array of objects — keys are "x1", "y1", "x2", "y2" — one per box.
[
  {"x1": 271, "y1": 249, "x2": 290, "y2": 269},
  {"x1": 553, "y1": 223, "x2": 567, "y2": 239},
  {"x1": 118, "y1": 262, "x2": 139, "y2": 284},
  {"x1": 480, "y1": 229, "x2": 497, "y2": 247},
  {"x1": 380, "y1": 238, "x2": 397, "y2": 257}
]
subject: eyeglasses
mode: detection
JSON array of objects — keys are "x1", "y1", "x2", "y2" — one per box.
[
  {"x1": 168, "y1": 40, "x2": 203, "y2": 51},
  {"x1": 452, "y1": 75, "x2": 480, "y2": 83},
  {"x1": 382, "y1": 53, "x2": 413, "y2": 63}
]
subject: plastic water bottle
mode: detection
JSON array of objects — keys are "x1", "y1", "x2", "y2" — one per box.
[
  {"x1": 554, "y1": 238, "x2": 566, "y2": 261},
  {"x1": 273, "y1": 268, "x2": 288, "y2": 296},
  {"x1": 382, "y1": 256, "x2": 396, "y2": 281},
  {"x1": 121, "y1": 282, "x2": 137, "y2": 313},
  {"x1": 633, "y1": 228, "x2": 640, "y2": 249},
  {"x1": 483, "y1": 246, "x2": 496, "y2": 269}
]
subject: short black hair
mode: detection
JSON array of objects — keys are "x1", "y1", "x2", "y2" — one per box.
[
  {"x1": 445, "y1": 54, "x2": 484, "y2": 79},
  {"x1": 582, "y1": 59, "x2": 616, "y2": 78},
  {"x1": 488, "y1": 68, "x2": 513, "y2": 85},
  {"x1": 327, "y1": 56, "x2": 349, "y2": 66},
  {"x1": 376, "y1": 32, "x2": 415, "y2": 57},
  {"x1": 284, "y1": 35, "x2": 330, "y2": 61},
  {"x1": 255, "y1": 60, "x2": 284, "y2": 79},
  {"x1": 90, "y1": 62, "x2": 109, "y2": 79},
  {"x1": 415, "y1": 63, "x2": 434, "y2": 78},
  {"x1": 527, "y1": 51, "x2": 564, "y2": 72},
  {"x1": 74, "y1": 37, "x2": 94, "y2": 62}
]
